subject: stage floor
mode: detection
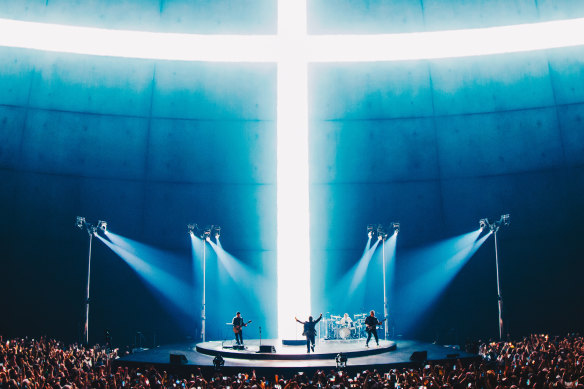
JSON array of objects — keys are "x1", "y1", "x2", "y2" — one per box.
[
  {"x1": 115, "y1": 338, "x2": 478, "y2": 374},
  {"x1": 196, "y1": 339, "x2": 396, "y2": 360}
]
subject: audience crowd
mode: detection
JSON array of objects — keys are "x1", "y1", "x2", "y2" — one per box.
[{"x1": 0, "y1": 333, "x2": 582, "y2": 388}]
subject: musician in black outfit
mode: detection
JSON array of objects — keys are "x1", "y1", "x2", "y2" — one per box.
[
  {"x1": 232, "y1": 311, "x2": 246, "y2": 345},
  {"x1": 365, "y1": 310, "x2": 380, "y2": 347},
  {"x1": 295, "y1": 313, "x2": 323, "y2": 353}
]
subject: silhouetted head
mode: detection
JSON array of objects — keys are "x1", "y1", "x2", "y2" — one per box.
[
  {"x1": 308, "y1": 316, "x2": 313, "y2": 322},
  {"x1": 236, "y1": 312, "x2": 241, "y2": 317},
  {"x1": 370, "y1": 310, "x2": 375, "y2": 316}
]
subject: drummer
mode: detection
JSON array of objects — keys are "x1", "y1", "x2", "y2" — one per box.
[{"x1": 338, "y1": 313, "x2": 353, "y2": 327}]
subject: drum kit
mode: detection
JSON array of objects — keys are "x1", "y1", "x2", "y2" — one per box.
[{"x1": 324, "y1": 313, "x2": 372, "y2": 340}]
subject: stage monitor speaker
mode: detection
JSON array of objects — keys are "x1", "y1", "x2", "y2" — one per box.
[
  {"x1": 258, "y1": 345, "x2": 276, "y2": 353},
  {"x1": 170, "y1": 353, "x2": 188, "y2": 365},
  {"x1": 409, "y1": 351, "x2": 427, "y2": 362}
]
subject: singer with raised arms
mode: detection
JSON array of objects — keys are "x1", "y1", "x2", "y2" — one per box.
[{"x1": 295, "y1": 313, "x2": 323, "y2": 353}]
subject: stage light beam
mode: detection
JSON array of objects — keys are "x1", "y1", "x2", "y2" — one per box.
[
  {"x1": 1, "y1": 17, "x2": 584, "y2": 62},
  {"x1": 398, "y1": 229, "x2": 487, "y2": 333},
  {"x1": 329, "y1": 238, "x2": 381, "y2": 314},
  {"x1": 382, "y1": 231, "x2": 398, "y2": 338},
  {"x1": 276, "y1": 0, "x2": 311, "y2": 340},
  {"x1": 208, "y1": 240, "x2": 266, "y2": 307},
  {"x1": 96, "y1": 234, "x2": 194, "y2": 322},
  {"x1": 349, "y1": 238, "x2": 380, "y2": 294}
]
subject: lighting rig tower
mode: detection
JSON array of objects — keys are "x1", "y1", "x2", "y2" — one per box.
[
  {"x1": 188, "y1": 223, "x2": 220, "y2": 342},
  {"x1": 75, "y1": 217, "x2": 107, "y2": 345},
  {"x1": 480, "y1": 214, "x2": 510, "y2": 340},
  {"x1": 370, "y1": 222, "x2": 399, "y2": 339}
]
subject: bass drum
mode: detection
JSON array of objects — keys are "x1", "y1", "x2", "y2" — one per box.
[{"x1": 338, "y1": 327, "x2": 351, "y2": 339}]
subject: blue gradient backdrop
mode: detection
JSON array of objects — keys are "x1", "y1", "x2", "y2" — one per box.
[{"x1": 0, "y1": 0, "x2": 583, "y2": 345}]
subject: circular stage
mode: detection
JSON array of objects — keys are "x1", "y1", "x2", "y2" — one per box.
[
  {"x1": 195, "y1": 339, "x2": 396, "y2": 360},
  {"x1": 115, "y1": 339, "x2": 479, "y2": 374}
]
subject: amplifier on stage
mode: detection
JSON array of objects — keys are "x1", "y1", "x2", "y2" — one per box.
[
  {"x1": 258, "y1": 345, "x2": 276, "y2": 353},
  {"x1": 169, "y1": 353, "x2": 188, "y2": 365}
]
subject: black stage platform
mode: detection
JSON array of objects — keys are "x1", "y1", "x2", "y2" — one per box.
[{"x1": 115, "y1": 339, "x2": 479, "y2": 375}]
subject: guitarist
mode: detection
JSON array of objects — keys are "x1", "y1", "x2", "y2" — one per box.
[
  {"x1": 365, "y1": 310, "x2": 384, "y2": 347},
  {"x1": 232, "y1": 312, "x2": 249, "y2": 345}
]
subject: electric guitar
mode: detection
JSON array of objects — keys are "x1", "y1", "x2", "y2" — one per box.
[
  {"x1": 365, "y1": 318, "x2": 386, "y2": 333},
  {"x1": 232, "y1": 320, "x2": 252, "y2": 334}
]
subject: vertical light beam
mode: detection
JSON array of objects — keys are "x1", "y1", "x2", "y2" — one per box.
[
  {"x1": 276, "y1": 0, "x2": 310, "y2": 339},
  {"x1": 382, "y1": 233, "x2": 397, "y2": 339}
]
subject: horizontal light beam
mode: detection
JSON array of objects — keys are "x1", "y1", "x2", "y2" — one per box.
[
  {"x1": 307, "y1": 18, "x2": 584, "y2": 62},
  {"x1": 0, "y1": 18, "x2": 279, "y2": 62},
  {"x1": 1, "y1": 17, "x2": 584, "y2": 62}
]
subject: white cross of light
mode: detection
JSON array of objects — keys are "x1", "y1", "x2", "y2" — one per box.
[{"x1": 2, "y1": 2, "x2": 584, "y2": 339}]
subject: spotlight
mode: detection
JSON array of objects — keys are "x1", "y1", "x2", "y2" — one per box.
[
  {"x1": 377, "y1": 224, "x2": 387, "y2": 240},
  {"x1": 187, "y1": 223, "x2": 210, "y2": 240},
  {"x1": 367, "y1": 224, "x2": 374, "y2": 239},
  {"x1": 213, "y1": 225, "x2": 221, "y2": 240},
  {"x1": 335, "y1": 352, "x2": 347, "y2": 369},
  {"x1": 480, "y1": 214, "x2": 510, "y2": 233},
  {"x1": 393, "y1": 222, "x2": 400, "y2": 234},
  {"x1": 367, "y1": 224, "x2": 393, "y2": 240},
  {"x1": 213, "y1": 355, "x2": 224, "y2": 370},
  {"x1": 76, "y1": 217, "x2": 97, "y2": 235},
  {"x1": 97, "y1": 220, "x2": 107, "y2": 233},
  {"x1": 76, "y1": 216, "x2": 86, "y2": 229}
]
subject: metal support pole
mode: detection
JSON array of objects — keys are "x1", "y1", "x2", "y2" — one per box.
[
  {"x1": 494, "y1": 230, "x2": 503, "y2": 340},
  {"x1": 382, "y1": 238, "x2": 388, "y2": 340},
  {"x1": 83, "y1": 231, "x2": 93, "y2": 345},
  {"x1": 202, "y1": 238, "x2": 206, "y2": 342}
]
